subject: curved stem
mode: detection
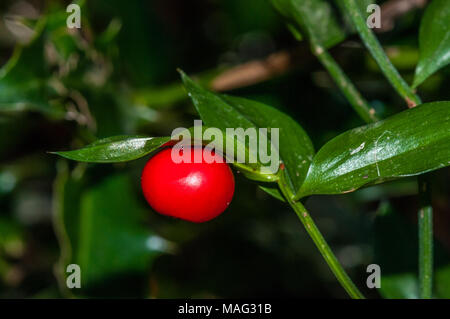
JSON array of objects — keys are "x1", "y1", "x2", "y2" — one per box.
[
  {"x1": 310, "y1": 40, "x2": 379, "y2": 123},
  {"x1": 286, "y1": 1, "x2": 380, "y2": 123},
  {"x1": 341, "y1": 0, "x2": 434, "y2": 298},
  {"x1": 341, "y1": 0, "x2": 421, "y2": 107},
  {"x1": 278, "y1": 171, "x2": 365, "y2": 299},
  {"x1": 418, "y1": 176, "x2": 433, "y2": 298}
]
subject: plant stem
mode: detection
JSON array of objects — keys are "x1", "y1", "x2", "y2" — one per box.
[
  {"x1": 342, "y1": 0, "x2": 434, "y2": 298},
  {"x1": 285, "y1": 0, "x2": 379, "y2": 123},
  {"x1": 278, "y1": 171, "x2": 365, "y2": 299},
  {"x1": 341, "y1": 0, "x2": 422, "y2": 107},
  {"x1": 418, "y1": 176, "x2": 433, "y2": 298},
  {"x1": 310, "y1": 40, "x2": 379, "y2": 123}
]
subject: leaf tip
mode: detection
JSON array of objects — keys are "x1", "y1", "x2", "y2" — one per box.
[
  {"x1": 177, "y1": 69, "x2": 201, "y2": 95},
  {"x1": 177, "y1": 68, "x2": 188, "y2": 82},
  {"x1": 176, "y1": 67, "x2": 184, "y2": 75},
  {"x1": 411, "y1": 75, "x2": 422, "y2": 90},
  {"x1": 50, "y1": 151, "x2": 69, "y2": 158},
  {"x1": 48, "y1": 151, "x2": 64, "y2": 156}
]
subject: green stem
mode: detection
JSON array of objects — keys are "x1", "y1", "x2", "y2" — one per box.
[
  {"x1": 310, "y1": 40, "x2": 379, "y2": 123},
  {"x1": 278, "y1": 171, "x2": 365, "y2": 299},
  {"x1": 418, "y1": 176, "x2": 433, "y2": 298},
  {"x1": 341, "y1": 2, "x2": 434, "y2": 297},
  {"x1": 341, "y1": 0, "x2": 421, "y2": 107}
]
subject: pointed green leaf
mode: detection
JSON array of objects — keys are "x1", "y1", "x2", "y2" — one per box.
[
  {"x1": 258, "y1": 185, "x2": 285, "y2": 202},
  {"x1": 180, "y1": 71, "x2": 314, "y2": 196},
  {"x1": 221, "y1": 95, "x2": 314, "y2": 191},
  {"x1": 413, "y1": 0, "x2": 450, "y2": 88},
  {"x1": 173, "y1": 126, "x2": 278, "y2": 183},
  {"x1": 53, "y1": 135, "x2": 170, "y2": 162},
  {"x1": 296, "y1": 101, "x2": 450, "y2": 198},
  {"x1": 271, "y1": 0, "x2": 346, "y2": 48}
]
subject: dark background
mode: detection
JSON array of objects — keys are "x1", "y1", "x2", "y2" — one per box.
[{"x1": 0, "y1": 0, "x2": 449, "y2": 298}]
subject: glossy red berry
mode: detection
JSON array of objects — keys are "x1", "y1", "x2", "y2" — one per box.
[{"x1": 141, "y1": 147, "x2": 235, "y2": 223}]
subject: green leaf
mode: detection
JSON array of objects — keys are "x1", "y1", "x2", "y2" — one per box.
[
  {"x1": 373, "y1": 202, "x2": 419, "y2": 299},
  {"x1": 95, "y1": 19, "x2": 122, "y2": 52},
  {"x1": 53, "y1": 135, "x2": 170, "y2": 163},
  {"x1": 45, "y1": 1, "x2": 92, "y2": 65},
  {"x1": 221, "y1": 95, "x2": 314, "y2": 191},
  {"x1": 0, "y1": 19, "x2": 63, "y2": 116},
  {"x1": 53, "y1": 164, "x2": 170, "y2": 297},
  {"x1": 413, "y1": 0, "x2": 450, "y2": 88},
  {"x1": 180, "y1": 71, "x2": 314, "y2": 195},
  {"x1": 271, "y1": 0, "x2": 346, "y2": 48},
  {"x1": 53, "y1": 128, "x2": 280, "y2": 183},
  {"x1": 296, "y1": 101, "x2": 450, "y2": 198},
  {"x1": 258, "y1": 184, "x2": 285, "y2": 202},
  {"x1": 172, "y1": 126, "x2": 278, "y2": 182}
]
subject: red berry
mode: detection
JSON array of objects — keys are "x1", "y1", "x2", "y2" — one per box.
[{"x1": 141, "y1": 147, "x2": 235, "y2": 223}]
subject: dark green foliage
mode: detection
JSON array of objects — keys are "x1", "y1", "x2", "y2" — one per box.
[{"x1": 0, "y1": 0, "x2": 449, "y2": 299}]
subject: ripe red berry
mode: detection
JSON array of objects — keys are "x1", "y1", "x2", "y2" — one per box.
[{"x1": 141, "y1": 147, "x2": 235, "y2": 223}]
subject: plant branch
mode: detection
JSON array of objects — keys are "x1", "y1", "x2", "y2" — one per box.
[
  {"x1": 341, "y1": 0, "x2": 422, "y2": 107},
  {"x1": 310, "y1": 40, "x2": 379, "y2": 123},
  {"x1": 418, "y1": 175, "x2": 433, "y2": 298},
  {"x1": 278, "y1": 170, "x2": 365, "y2": 299},
  {"x1": 340, "y1": 5, "x2": 434, "y2": 293},
  {"x1": 211, "y1": 50, "x2": 295, "y2": 92}
]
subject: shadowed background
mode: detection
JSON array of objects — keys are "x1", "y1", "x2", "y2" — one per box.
[{"x1": 0, "y1": 0, "x2": 449, "y2": 298}]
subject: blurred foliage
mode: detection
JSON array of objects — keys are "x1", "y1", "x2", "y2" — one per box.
[
  {"x1": 0, "y1": 0, "x2": 449, "y2": 298},
  {"x1": 53, "y1": 162, "x2": 170, "y2": 297}
]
